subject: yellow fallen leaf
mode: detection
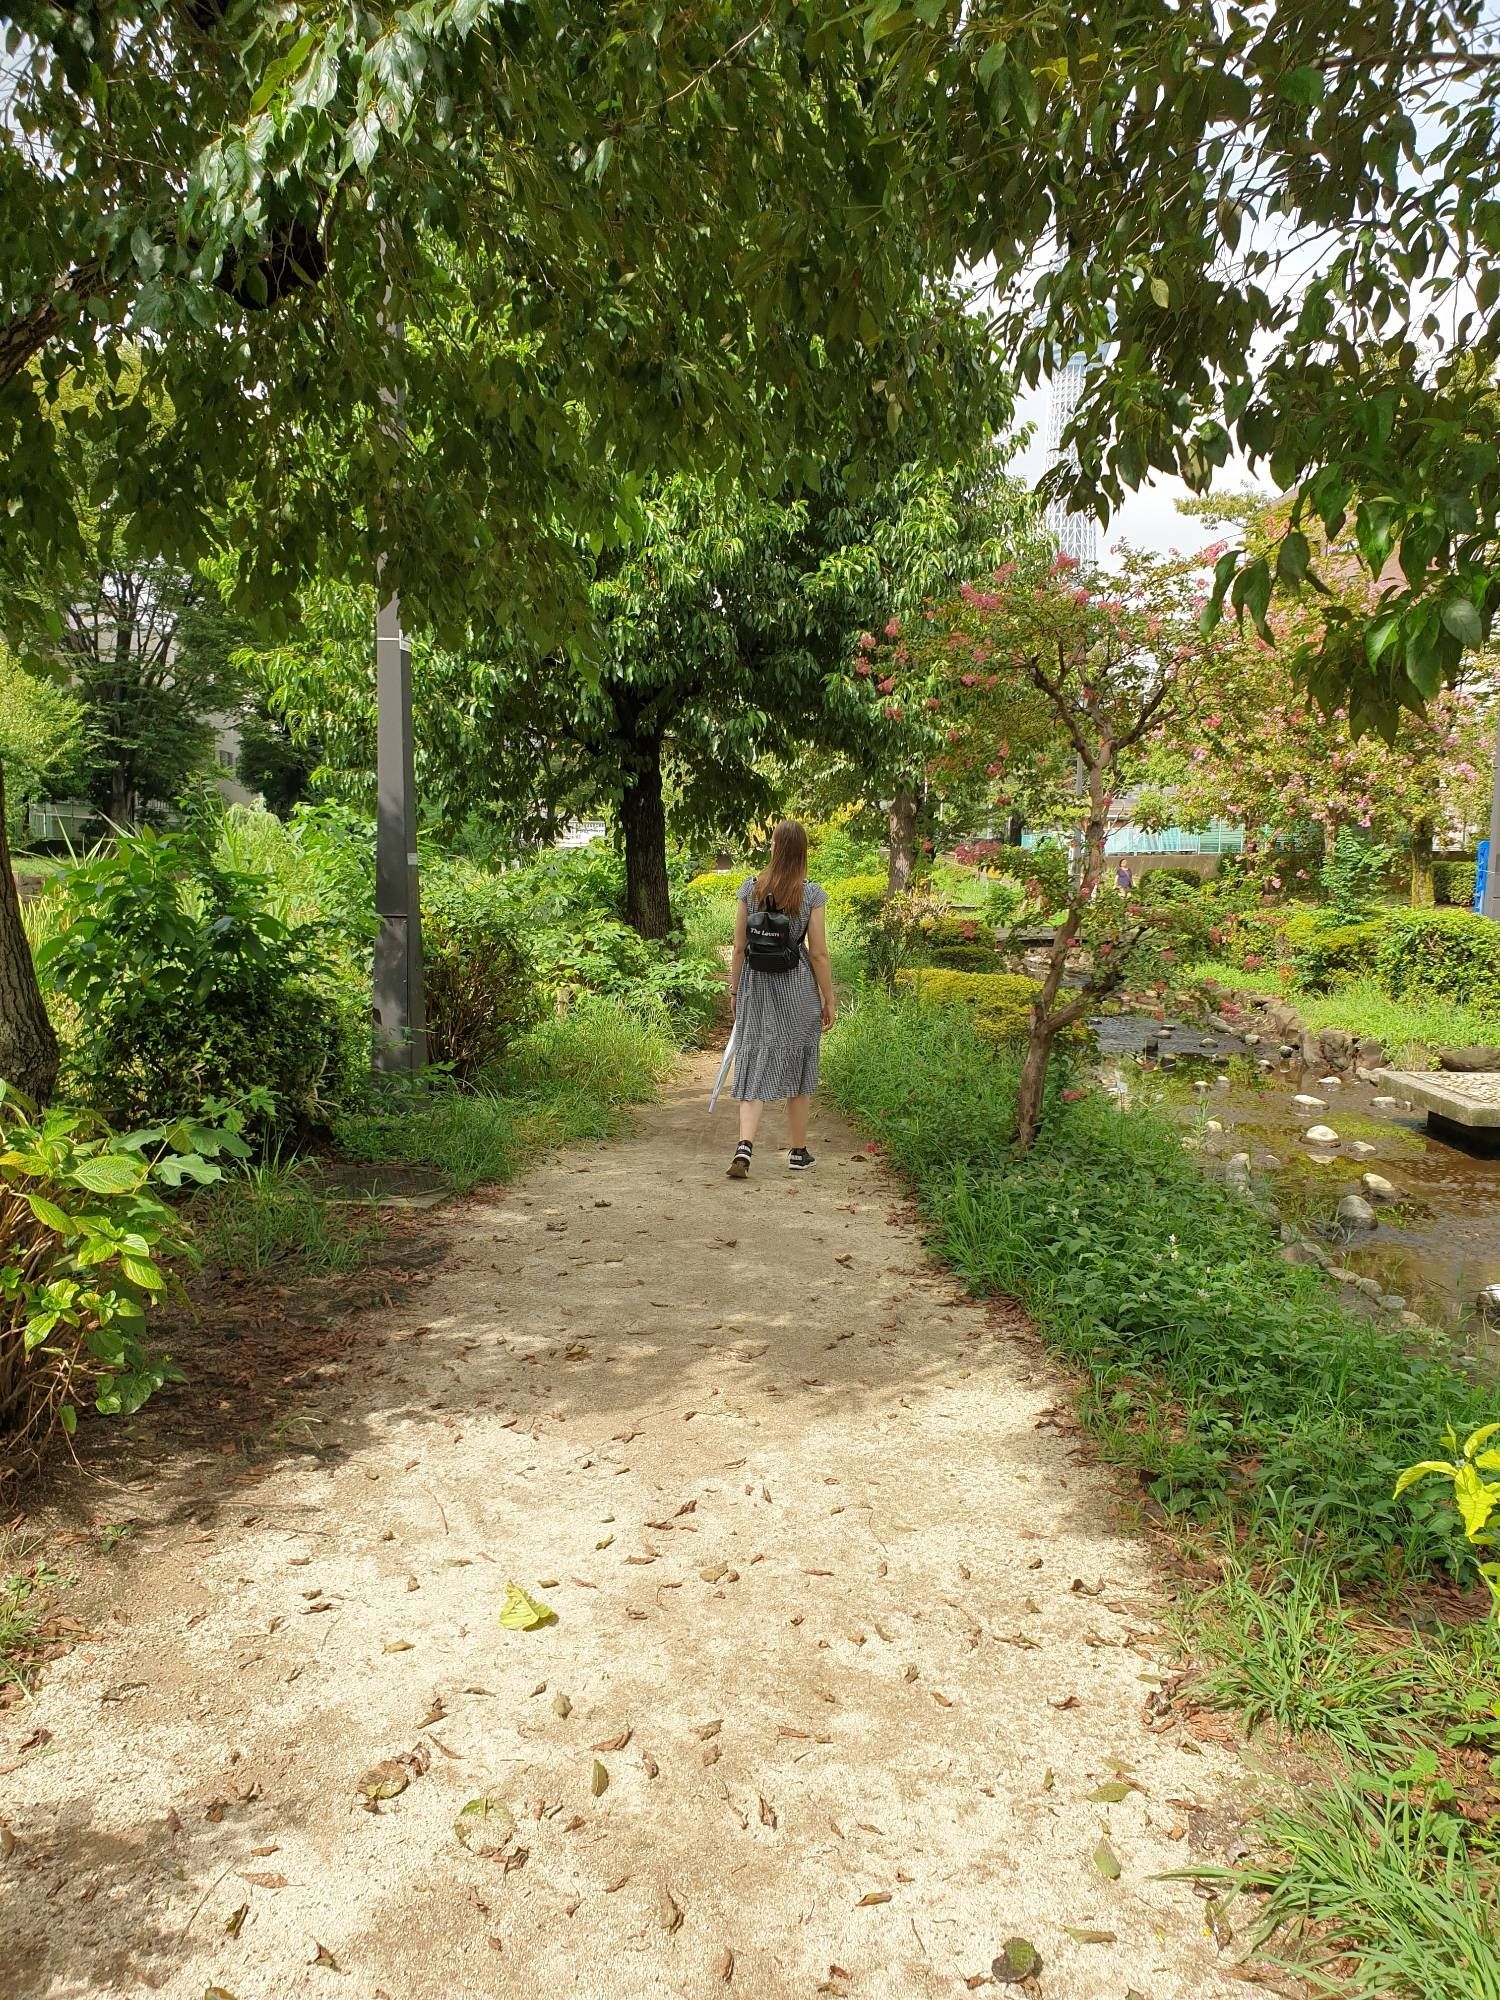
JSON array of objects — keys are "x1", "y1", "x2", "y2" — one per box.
[{"x1": 500, "y1": 1582, "x2": 556, "y2": 1631}]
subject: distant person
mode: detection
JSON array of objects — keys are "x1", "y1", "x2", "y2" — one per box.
[
  {"x1": 725, "y1": 820, "x2": 835, "y2": 1179},
  {"x1": 1114, "y1": 859, "x2": 1134, "y2": 894}
]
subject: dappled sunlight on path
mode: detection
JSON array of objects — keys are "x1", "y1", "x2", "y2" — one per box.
[{"x1": 1, "y1": 1059, "x2": 1259, "y2": 1999}]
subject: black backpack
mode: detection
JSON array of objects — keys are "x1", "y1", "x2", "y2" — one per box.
[{"x1": 744, "y1": 893, "x2": 802, "y2": 974}]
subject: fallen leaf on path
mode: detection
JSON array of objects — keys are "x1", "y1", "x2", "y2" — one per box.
[
  {"x1": 1070, "y1": 1578, "x2": 1105, "y2": 1597},
  {"x1": 641, "y1": 1754, "x2": 660, "y2": 1779},
  {"x1": 856, "y1": 1891, "x2": 891, "y2": 1907},
  {"x1": 595, "y1": 1535, "x2": 614, "y2": 1551},
  {"x1": 1088, "y1": 1781, "x2": 1131, "y2": 1803},
  {"x1": 694, "y1": 1720, "x2": 723, "y2": 1741},
  {"x1": 658, "y1": 1886, "x2": 685, "y2": 1933},
  {"x1": 591, "y1": 1728, "x2": 631, "y2": 1752},
  {"x1": 1048, "y1": 1694, "x2": 1080, "y2": 1710},
  {"x1": 382, "y1": 1640, "x2": 413, "y2": 1654},
  {"x1": 204, "y1": 1988, "x2": 240, "y2": 1999},
  {"x1": 164, "y1": 1808, "x2": 183, "y2": 1836},
  {"x1": 700, "y1": 1564, "x2": 728, "y2": 1583},
  {"x1": 248, "y1": 1844, "x2": 279, "y2": 1858},
  {"x1": 991, "y1": 1937, "x2": 1041, "y2": 1984},
  {"x1": 758, "y1": 1795, "x2": 777, "y2": 1828},
  {"x1": 701, "y1": 1743, "x2": 721, "y2": 1767},
  {"x1": 499, "y1": 1583, "x2": 556, "y2": 1630},
  {"x1": 1063, "y1": 1926, "x2": 1117, "y2": 1943},
  {"x1": 224, "y1": 1904, "x2": 248, "y2": 1938},
  {"x1": 454, "y1": 1796, "x2": 518, "y2": 1856},
  {"x1": 418, "y1": 1696, "x2": 447, "y2": 1728},
  {"x1": 238, "y1": 1871, "x2": 288, "y2": 1889},
  {"x1": 715, "y1": 1945, "x2": 735, "y2": 1982},
  {"x1": 310, "y1": 1943, "x2": 339, "y2": 1969},
  {"x1": 605, "y1": 1874, "x2": 629, "y2": 1892},
  {"x1": 551, "y1": 1693, "x2": 572, "y2": 1719},
  {"x1": 931, "y1": 1692, "x2": 953, "y2": 1708},
  {"x1": 590, "y1": 1760, "x2": 609, "y2": 1797},
  {"x1": 1092, "y1": 1838, "x2": 1122, "y2": 1880}
]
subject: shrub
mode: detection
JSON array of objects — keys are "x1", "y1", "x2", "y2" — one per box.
[
  {"x1": 1375, "y1": 907, "x2": 1500, "y2": 1009},
  {"x1": 420, "y1": 863, "x2": 544, "y2": 1082},
  {"x1": 1323, "y1": 829, "x2": 1400, "y2": 917},
  {"x1": 894, "y1": 967, "x2": 1092, "y2": 1047},
  {"x1": 35, "y1": 828, "x2": 360, "y2": 1131},
  {"x1": 1136, "y1": 869, "x2": 1221, "y2": 961},
  {"x1": 955, "y1": 838, "x2": 1071, "y2": 913},
  {"x1": 824, "y1": 871, "x2": 888, "y2": 928},
  {"x1": 1290, "y1": 917, "x2": 1390, "y2": 991},
  {"x1": 682, "y1": 868, "x2": 741, "y2": 900},
  {"x1": 0, "y1": 1089, "x2": 248, "y2": 1485},
  {"x1": 1434, "y1": 858, "x2": 1479, "y2": 908},
  {"x1": 926, "y1": 915, "x2": 1004, "y2": 970},
  {"x1": 0, "y1": 649, "x2": 90, "y2": 844}
]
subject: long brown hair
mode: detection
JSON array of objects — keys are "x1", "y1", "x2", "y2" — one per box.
[{"x1": 754, "y1": 820, "x2": 809, "y2": 914}]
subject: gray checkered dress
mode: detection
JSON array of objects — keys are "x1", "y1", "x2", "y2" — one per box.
[{"x1": 731, "y1": 877, "x2": 828, "y2": 1103}]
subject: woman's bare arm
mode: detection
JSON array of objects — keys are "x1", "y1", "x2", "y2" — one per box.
[
  {"x1": 806, "y1": 906, "x2": 835, "y2": 1027},
  {"x1": 730, "y1": 899, "x2": 747, "y2": 1014}
]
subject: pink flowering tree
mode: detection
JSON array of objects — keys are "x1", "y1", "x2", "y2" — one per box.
[
  {"x1": 860, "y1": 547, "x2": 1220, "y2": 1150},
  {"x1": 1164, "y1": 505, "x2": 1496, "y2": 902}
]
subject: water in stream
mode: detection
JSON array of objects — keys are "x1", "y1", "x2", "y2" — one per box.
[{"x1": 1093, "y1": 1016, "x2": 1500, "y2": 1359}]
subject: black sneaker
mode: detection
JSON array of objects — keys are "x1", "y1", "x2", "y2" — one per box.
[
  {"x1": 727, "y1": 1141, "x2": 753, "y2": 1180},
  {"x1": 788, "y1": 1147, "x2": 814, "y2": 1172}
]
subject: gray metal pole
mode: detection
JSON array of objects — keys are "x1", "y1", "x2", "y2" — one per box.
[
  {"x1": 1483, "y1": 700, "x2": 1500, "y2": 921},
  {"x1": 373, "y1": 591, "x2": 427, "y2": 1069}
]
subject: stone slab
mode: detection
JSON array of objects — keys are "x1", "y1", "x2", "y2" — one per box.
[{"x1": 1375, "y1": 1068, "x2": 1500, "y2": 1129}]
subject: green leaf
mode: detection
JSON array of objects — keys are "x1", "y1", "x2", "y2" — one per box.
[
  {"x1": 71, "y1": 1155, "x2": 146, "y2": 1196},
  {"x1": 1280, "y1": 65, "x2": 1326, "y2": 106},
  {"x1": 1440, "y1": 597, "x2": 1482, "y2": 648},
  {"x1": 1394, "y1": 1460, "x2": 1456, "y2": 1497},
  {"x1": 119, "y1": 1254, "x2": 164, "y2": 1291},
  {"x1": 1149, "y1": 276, "x2": 1170, "y2": 310},
  {"x1": 25, "y1": 1194, "x2": 74, "y2": 1235},
  {"x1": 1092, "y1": 1837, "x2": 1122, "y2": 1879}
]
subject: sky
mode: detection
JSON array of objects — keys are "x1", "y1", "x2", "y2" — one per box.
[{"x1": 1008, "y1": 376, "x2": 1268, "y2": 562}]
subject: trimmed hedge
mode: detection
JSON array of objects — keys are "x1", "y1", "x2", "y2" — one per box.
[
  {"x1": 1376, "y1": 907, "x2": 1500, "y2": 1009},
  {"x1": 894, "y1": 967, "x2": 1091, "y2": 1047},
  {"x1": 1290, "y1": 918, "x2": 1388, "y2": 991},
  {"x1": 1434, "y1": 858, "x2": 1479, "y2": 908}
]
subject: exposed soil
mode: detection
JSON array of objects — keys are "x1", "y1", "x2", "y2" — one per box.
[{"x1": 1, "y1": 1059, "x2": 1271, "y2": 1999}]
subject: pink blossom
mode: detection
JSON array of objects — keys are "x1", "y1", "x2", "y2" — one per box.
[
  {"x1": 884, "y1": 617, "x2": 902, "y2": 639},
  {"x1": 857, "y1": 632, "x2": 876, "y2": 652},
  {"x1": 1051, "y1": 552, "x2": 1079, "y2": 571},
  {"x1": 855, "y1": 662, "x2": 872, "y2": 678},
  {"x1": 877, "y1": 676, "x2": 896, "y2": 694},
  {"x1": 926, "y1": 697, "x2": 941, "y2": 710}
]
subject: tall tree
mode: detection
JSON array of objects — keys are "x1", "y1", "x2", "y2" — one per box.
[
  {"x1": 248, "y1": 423, "x2": 1036, "y2": 934},
  {"x1": 879, "y1": 4, "x2": 1500, "y2": 727},
  {"x1": 0, "y1": 5, "x2": 1013, "y2": 1095}
]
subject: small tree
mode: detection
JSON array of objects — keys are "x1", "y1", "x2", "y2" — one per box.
[{"x1": 862, "y1": 549, "x2": 1217, "y2": 1150}]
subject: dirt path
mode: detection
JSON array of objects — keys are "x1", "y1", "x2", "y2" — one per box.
[{"x1": 2, "y1": 1059, "x2": 1260, "y2": 2000}]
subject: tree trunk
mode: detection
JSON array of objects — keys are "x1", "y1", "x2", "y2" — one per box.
[
  {"x1": 1014, "y1": 1018, "x2": 1054, "y2": 1153},
  {"x1": 887, "y1": 789, "x2": 918, "y2": 893},
  {"x1": 0, "y1": 765, "x2": 60, "y2": 1105},
  {"x1": 1410, "y1": 823, "x2": 1436, "y2": 906},
  {"x1": 621, "y1": 737, "x2": 672, "y2": 940}
]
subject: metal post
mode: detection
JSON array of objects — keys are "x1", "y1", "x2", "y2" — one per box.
[
  {"x1": 373, "y1": 590, "x2": 426, "y2": 1069},
  {"x1": 1483, "y1": 702, "x2": 1500, "y2": 922}
]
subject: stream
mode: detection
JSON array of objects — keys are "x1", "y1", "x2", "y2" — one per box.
[{"x1": 1093, "y1": 1015, "x2": 1500, "y2": 1363}]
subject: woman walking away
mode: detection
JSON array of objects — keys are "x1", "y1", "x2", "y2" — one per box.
[{"x1": 726, "y1": 820, "x2": 835, "y2": 1179}]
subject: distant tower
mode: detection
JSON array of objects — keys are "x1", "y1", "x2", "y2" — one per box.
[{"x1": 1045, "y1": 352, "x2": 1098, "y2": 569}]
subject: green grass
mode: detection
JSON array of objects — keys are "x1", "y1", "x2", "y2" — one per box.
[
  {"x1": 822, "y1": 992, "x2": 1489, "y2": 1584},
  {"x1": 1188, "y1": 1553, "x2": 1428, "y2": 1764},
  {"x1": 193, "y1": 1161, "x2": 380, "y2": 1277},
  {"x1": 334, "y1": 997, "x2": 676, "y2": 1193},
  {"x1": 1187, "y1": 961, "x2": 1500, "y2": 1067},
  {"x1": 0, "y1": 1534, "x2": 66, "y2": 1690},
  {"x1": 1228, "y1": 1779, "x2": 1500, "y2": 1998}
]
